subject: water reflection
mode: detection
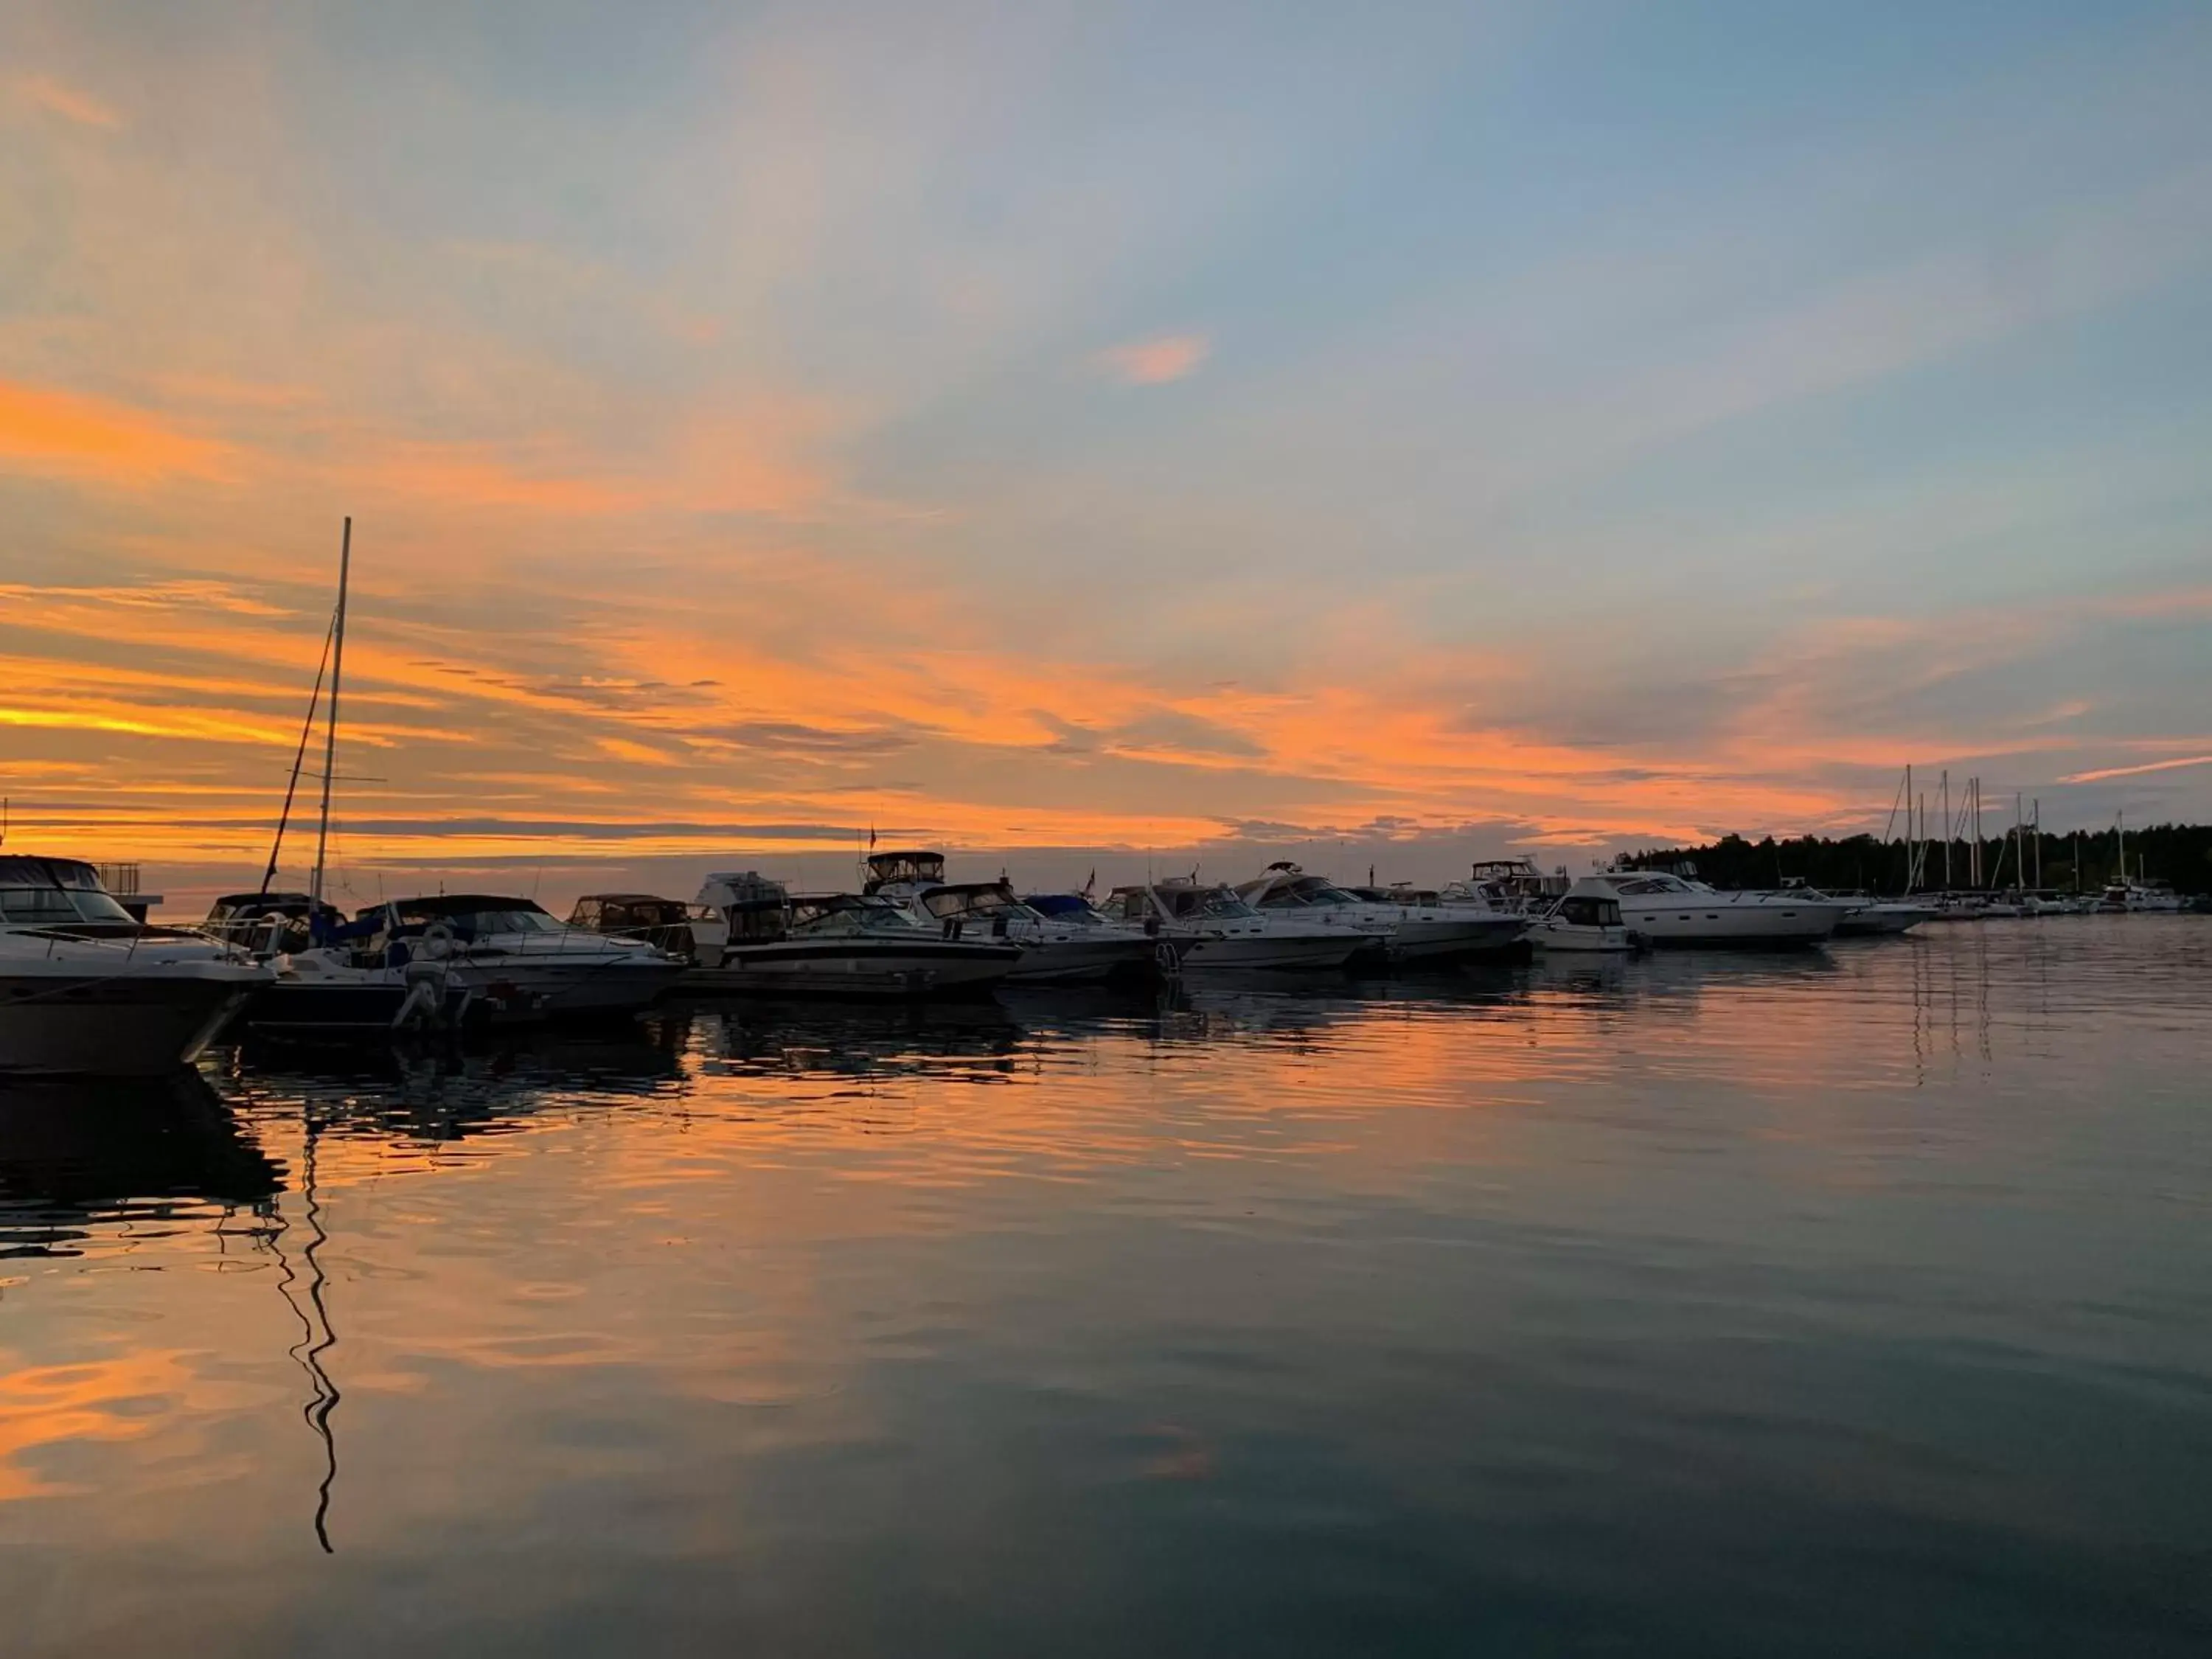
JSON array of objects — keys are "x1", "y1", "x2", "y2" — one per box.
[
  {"x1": 0, "y1": 921, "x2": 2205, "y2": 1655},
  {"x1": 0, "y1": 1074, "x2": 282, "y2": 1259}
]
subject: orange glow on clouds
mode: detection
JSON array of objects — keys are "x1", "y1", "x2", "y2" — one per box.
[
  {"x1": 0, "y1": 381, "x2": 232, "y2": 485},
  {"x1": 6, "y1": 5, "x2": 2205, "y2": 892}
]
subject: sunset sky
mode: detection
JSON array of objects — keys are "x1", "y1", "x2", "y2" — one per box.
[{"x1": 4, "y1": 1, "x2": 2211, "y2": 908}]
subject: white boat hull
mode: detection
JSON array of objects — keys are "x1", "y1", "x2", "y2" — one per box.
[
  {"x1": 1386, "y1": 914, "x2": 1526, "y2": 961},
  {"x1": 1177, "y1": 931, "x2": 1366, "y2": 971},
  {"x1": 447, "y1": 950, "x2": 686, "y2": 1019},
  {"x1": 1619, "y1": 899, "x2": 1848, "y2": 947},
  {"x1": 1528, "y1": 922, "x2": 1632, "y2": 953}
]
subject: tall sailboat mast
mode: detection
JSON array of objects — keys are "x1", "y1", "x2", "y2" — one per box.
[{"x1": 309, "y1": 518, "x2": 351, "y2": 908}]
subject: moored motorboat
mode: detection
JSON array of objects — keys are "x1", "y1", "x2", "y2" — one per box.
[
  {"x1": 1581, "y1": 869, "x2": 1850, "y2": 947},
  {"x1": 1100, "y1": 880, "x2": 1369, "y2": 970},
  {"x1": 368, "y1": 895, "x2": 685, "y2": 1020},
  {"x1": 1525, "y1": 883, "x2": 1633, "y2": 952},
  {"x1": 1, "y1": 855, "x2": 271, "y2": 1075},
  {"x1": 686, "y1": 880, "x2": 1020, "y2": 998},
  {"x1": 1238, "y1": 863, "x2": 1523, "y2": 963},
  {"x1": 862, "y1": 852, "x2": 1163, "y2": 984}
]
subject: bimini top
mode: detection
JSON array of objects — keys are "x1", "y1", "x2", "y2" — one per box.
[{"x1": 863, "y1": 850, "x2": 945, "y2": 893}]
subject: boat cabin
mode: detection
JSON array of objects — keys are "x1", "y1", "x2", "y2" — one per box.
[
  {"x1": 1465, "y1": 859, "x2": 1569, "y2": 902},
  {"x1": 1551, "y1": 893, "x2": 1625, "y2": 928},
  {"x1": 696, "y1": 872, "x2": 793, "y2": 942},
  {"x1": 863, "y1": 850, "x2": 946, "y2": 894},
  {"x1": 568, "y1": 893, "x2": 724, "y2": 960},
  {"x1": 0, "y1": 855, "x2": 143, "y2": 930},
  {"x1": 1105, "y1": 882, "x2": 1260, "y2": 927}
]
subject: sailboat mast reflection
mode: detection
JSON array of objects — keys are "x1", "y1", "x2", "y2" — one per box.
[{"x1": 271, "y1": 1106, "x2": 341, "y2": 1554}]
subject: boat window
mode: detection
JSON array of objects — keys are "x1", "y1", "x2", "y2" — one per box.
[
  {"x1": 0, "y1": 887, "x2": 79, "y2": 923},
  {"x1": 1557, "y1": 897, "x2": 1617, "y2": 927},
  {"x1": 439, "y1": 908, "x2": 564, "y2": 935},
  {"x1": 1194, "y1": 888, "x2": 1262, "y2": 919},
  {"x1": 69, "y1": 890, "x2": 136, "y2": 923}
]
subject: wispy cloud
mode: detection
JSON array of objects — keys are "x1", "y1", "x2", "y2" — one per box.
[
  {"x1": 11, "y1": 73, "x2": 120, "y2": 129},
  {"x1": 1095, "y1": 334, "x2": 1211, "y2": 386},
  {"x1": 2060, "y1": 754, "x2": 2212, "y2": 784}
]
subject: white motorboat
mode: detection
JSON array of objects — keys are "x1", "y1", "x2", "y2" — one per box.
[
  {"x1": 1238, "y1": 863, "x2": 1520, "y2": 962},
  {"x1": 0, "y1": 855, "x2": 272, "y2": 1075},
  {"x1": 862, "y1": 852, "x2": 1163, "y2": 984},
  {"x1": 1581, "y1": 869, "x2": 1851, "y2": 946},
  {"x1": 1525, "y1": 883, "x2": 1633, "y2": 952},
  {"x1": 2098, "y1": 880, "x2": 2185, "y2": 914},
  {"x1": 688, "y1": 878, "x2": 1020, "y2": 998},
  {"x1": 1101, "y1": 880, "x2": 1370, "y2": 970},
  {"x1": 372, "y1": 895, "x2": 685, "y2": 1019}
]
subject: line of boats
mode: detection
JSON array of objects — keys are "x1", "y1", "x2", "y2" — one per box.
[{"x1": 20, "y1": 843, "x2": 2186, "y2": 1078}]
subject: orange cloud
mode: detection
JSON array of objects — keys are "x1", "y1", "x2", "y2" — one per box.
[
  {"x1": 1096, "y1": 333, "x2": 1211, "y2": 386},
  {"x1": 11, "y1": 73, "x2": 120, "y2": 129},
  {"x1": 0, "y1": 380, "x2": 232, "y2": 484}
]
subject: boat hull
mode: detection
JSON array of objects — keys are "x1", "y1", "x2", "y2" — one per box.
[
  {"x1": 1834, "y1": 905, "x2": 1934, "y2": 936},
  {"x1": 1527, "y1": 922, "x2": 1632, "y2": 953},
  {"x1": 1618, "y1": 901, "x2": 1847, "y2": 947},
  {"x1": 1385, "y1": 914, "x2": 1526, "y2": 961},
  {"x1": 446, "y1": 953, "x2": 687, "y2": 1020},
  {"x1": 0, "y1": 972, "x2": 260, "y2": 1076},
  {"x1": 1176, "y1": 932, "x2": 1366, "y2": 971},
  {"x1": 1006, "y1": 934, "x2": 1164, "y2": 984},
  {"x1": 682, "y1": 939, "x2": 1020, "y2": 999}
]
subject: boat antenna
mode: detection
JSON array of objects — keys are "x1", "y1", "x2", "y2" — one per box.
[
  {"x1": 310, "y1": 517, "x2": 351, "y2": 909},
  {"x1": 261, "y1": 606, "x2": 338, "y2": 896}
]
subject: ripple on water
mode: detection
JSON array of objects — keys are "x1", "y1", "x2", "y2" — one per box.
[{"x1": 0, "y1": 919, "x2": 2208, "y2": 1656}]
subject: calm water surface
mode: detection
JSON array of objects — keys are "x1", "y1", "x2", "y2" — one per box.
[{"x1": 3, "y1": 919, "x2": 2208, "y2": 1655}]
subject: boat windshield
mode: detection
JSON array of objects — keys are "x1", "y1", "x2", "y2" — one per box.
[
  {"x1": 1184, "y1": 887, "x2": 1260, "y2": 920},
  {"x1": 1610, "y1": 875, "x2": 1693, "y2": 896},
  {"x1": 436, "y1": 908, "x2": 566, "y2": 936},
  {"x1": 790, "y1": 899, "x2": 922, "y2": 936},
  {"x1": 0, "y1": 886, "x2": 136, "y2": 925},
  {"x1": 920, "y1": 885, "x2": 1027, "y2": 922}
]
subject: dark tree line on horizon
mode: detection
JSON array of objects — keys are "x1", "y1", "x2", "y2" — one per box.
[{"x1": 1621, "y1": 822, "x2": 2212, "y2": 896}]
